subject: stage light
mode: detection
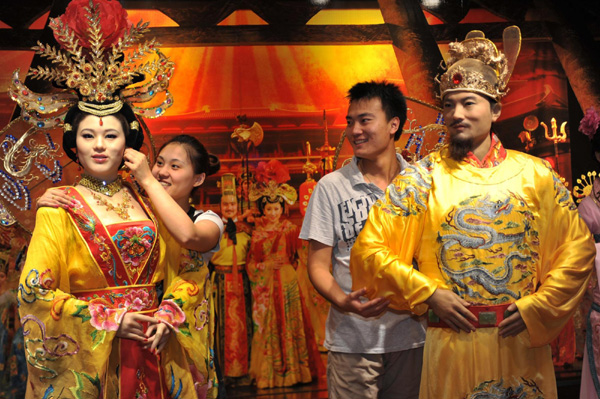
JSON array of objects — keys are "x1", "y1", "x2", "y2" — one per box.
[{"x1": 421, "y1": 0, "x2": 442, "y2": 7}]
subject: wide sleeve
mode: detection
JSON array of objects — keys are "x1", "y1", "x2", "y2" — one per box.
[
  {"x1": 154, "y1": 220, "x2": 219, "y2": 398},
  {"x1": 284, "y1": 221, "x2": 300, "y2": 267},
  {"x1": 349, "y1": 170, "x2": 437, "y2": 315},
  {"x1": 17, "y1": 208, "x2": 122, "y2": 397},
  {"x1": 516, "y1": 165, "x2": 595, "y2": 347}
]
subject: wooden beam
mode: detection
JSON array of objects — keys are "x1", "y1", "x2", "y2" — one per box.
[
  {"x1": 0, "y1": 0, "x2": 50, "y2": 29},
  {"x1": 0, "y1": 21, "x2": 588, "y2": 50},
  {"x1": 472, "y1": 0, "x2": 531, "y2": 22},
  {"x1": 247, "y1": 0, "x2": 323, "y2": 26},
  {"x1": 378, "y1": 0, "x2": 443, "y2": 105},
  {"x1": 430, "y1": 21, "x2": 552, "y2": 43},
  {"x1": 141, "y1": 25, "x2": 393, "y2": 46}
]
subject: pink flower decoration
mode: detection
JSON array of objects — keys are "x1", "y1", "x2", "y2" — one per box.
[
  {"x1": 123, "y1": 289, "x2": 152, "y2": 311},
  {"x1": 154, "y1": 299, "x2": 186, "y2": 330},
  {"x1": 579, "y1": 107, "x2": 600, "y2": 139},
  {"x1": 89, "y1": 299, "x2": 126, "y2": 331},
  {"x1": 120, "y1": 226, "x2": 152, "y2": 266}
]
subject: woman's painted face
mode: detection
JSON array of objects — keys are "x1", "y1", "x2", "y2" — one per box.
[
  {"x1": 263, "y1": 201, "x2": 283, "y2": 224},
  {"x1": 76, "y1": 114, "x2": 126, "y2": 181},
  {"x1": 152, "y1": 143, "x2": 205, "y2": 203}
]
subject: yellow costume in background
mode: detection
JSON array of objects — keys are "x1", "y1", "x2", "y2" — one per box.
[
  {"x1": 351, "y1": 146, "x2": 595, "y2": 398},
  {"x1": 211, "y1": 222, "x2": 253, "y2": 379}
]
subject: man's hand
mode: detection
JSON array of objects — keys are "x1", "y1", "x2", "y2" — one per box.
[
  {"x1": 338, "y1": 287, "x2": 391, "y2": 318},
  {"x1": 425, "y1": 289, "x2": 476, "y2": 333},
  {"x1": 498, "y1": 303, "x2": 526, "y2": 338}
]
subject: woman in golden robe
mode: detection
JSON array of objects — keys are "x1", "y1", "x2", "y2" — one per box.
[
  {"x1": 246, "y1": 160, "x2": 314, "y2": 388},
  {"x1": 39, "y1": 136, "x2": 224, "y2": 399},
  {"x1": 19, "y1": 111, "x2": 180, "y2": 399},
  {"x1": 16, "y1": 1, "x2": 222, "y2": 398}
]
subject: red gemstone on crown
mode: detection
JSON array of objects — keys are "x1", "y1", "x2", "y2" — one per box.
[{"x1": 452, "y1": 73, "x2": 462, "y2": 85}]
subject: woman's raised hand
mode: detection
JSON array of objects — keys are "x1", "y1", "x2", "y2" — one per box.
[{"x1": 123, "y1": 148, "x2": 153, "y2": 187}]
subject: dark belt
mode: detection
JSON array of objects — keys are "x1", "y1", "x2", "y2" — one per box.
[{"x1": 428, "y1": 303, "x2": 514, "y2": 329}]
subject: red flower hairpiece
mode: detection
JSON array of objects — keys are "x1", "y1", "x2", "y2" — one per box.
[
  {"x1": 254, "y1": 159, "x2": 290, "y2": 185},
  {"x1": 50, "y1": 0, "x2": 131, "y2": 50}
]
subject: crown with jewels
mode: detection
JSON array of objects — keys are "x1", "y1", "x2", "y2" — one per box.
[
  {"x1": 437, "y1": 26, "x2": 521, "y2": 101},
  {"x1": 9, "y1": 0, "x2": 174, "y2": 130},
  {"x1": 0, "y1": 0, "x2": 175, "y2": 228}
]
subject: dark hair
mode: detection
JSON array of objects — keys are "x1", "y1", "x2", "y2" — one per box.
[
  {"x1": 158, "y1": 135, "x2": 220, "y2": 177},
  {"x1": 347, "y1": 81, "x2": 407, "y2": 141},
  {"x1": 62, "y1": 103, "x2": 144, "y2": 163},
  {"x1": 257, "y1": 196, "x2": 285, "y2": 216}
]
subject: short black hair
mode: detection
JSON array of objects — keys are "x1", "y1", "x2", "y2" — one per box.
[
  {"x1": 347, "y1": 81, "x2": 407, "y2": 141},
  {"x1": 159, "y1": 135, "x2": 220, "y2": 176}
]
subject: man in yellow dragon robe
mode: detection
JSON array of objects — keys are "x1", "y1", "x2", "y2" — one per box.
[{"x1": 350, "y1": 26, "x2": 595, "y2": 399}]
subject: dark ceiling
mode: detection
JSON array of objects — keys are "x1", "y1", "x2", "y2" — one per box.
[{"x1": 0, "y1": 0, "x2": 599, "y2": 50}]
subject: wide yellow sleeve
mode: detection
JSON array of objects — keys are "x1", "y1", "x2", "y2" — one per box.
[
  {"x1": 350, "y1": 172, "x2": 437, "y2": 315},
  {"x1": 516, "y1": 163, "x2": 595, "y2": 347},
  {"x1": 18, "y1": 208, "x2": 119, "y2": 398},
  {"x1": 156, "y1": 220, "x2": 217, "y2": 399}
]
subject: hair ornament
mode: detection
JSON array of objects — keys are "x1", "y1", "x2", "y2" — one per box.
[
  {"x1": 579, "y1": 107, "x2": 600, "y2": 139},
  {"x1": 11, "y1": 0, "x2": 175, "y2": 126},
  {"x1": 249, "y1": 159, "x2": 297, "y2": 205},
  {"x1": 0, "y1": 0, "x2": 174, "y2": 229}
]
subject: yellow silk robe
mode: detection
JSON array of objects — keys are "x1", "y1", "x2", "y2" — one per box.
[
  {"x1": 160, "y1": 217, "x2": 219, "y2": 399},
  {"x1": 211, "y1": 226, "x2": 252, "y2": 378},
  {"x1": 18, "y1": 186, "x2": 216, "y2": 399},
  {"x1": 350, "y1": 147, "x2": 595, "y2": 399}
]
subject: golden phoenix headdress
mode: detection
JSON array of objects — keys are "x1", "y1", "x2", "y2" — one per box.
[
  {"x1": 0, "y1": 0, "x2": 174, "y2": 228},
  {"x1": 10, "y1": 0, "x2": 173, "y2": 130},
  {"x1": 437, "y1": 26, "x2": 521, "y2": 101}
]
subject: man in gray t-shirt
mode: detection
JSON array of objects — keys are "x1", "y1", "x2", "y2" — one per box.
[{"x1": 299, "y1": 81, "x2": 426, "y2": 398}]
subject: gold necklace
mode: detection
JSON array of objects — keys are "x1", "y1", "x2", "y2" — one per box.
[
  {"x1": 79, "y1": 174, "x2": 123, "y2": 197},
  {"x1": 90, "y1": 189, "x2": 132, "y2": 220}
]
